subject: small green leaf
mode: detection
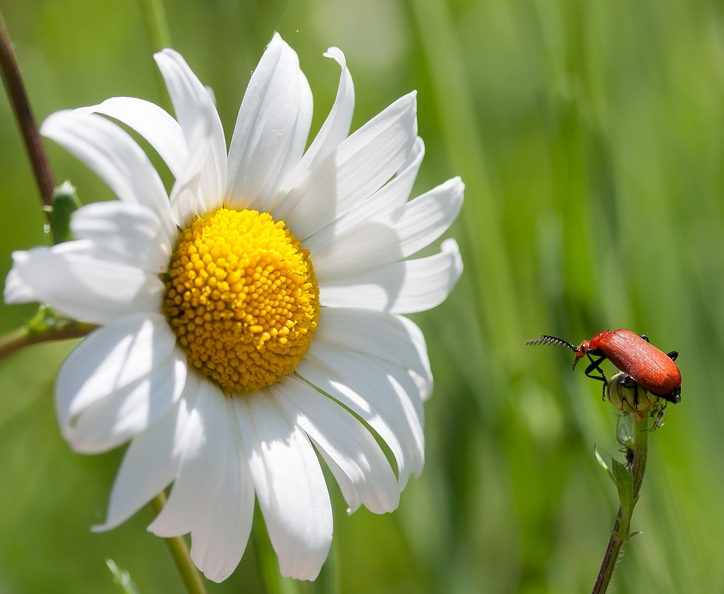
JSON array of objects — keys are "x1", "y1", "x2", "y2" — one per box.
[
  {"x1": 26, "y1": 305, "x2": 72, "y2": 334},
  {"x1": 594, "y1": 445, "x2": 614, "y2": 482},
  {"x1": 611, "y1": 457, "x2": 635, "y2": 517},
  {"x1": 106, "y1": 559, "x2": 140, "y2": 594}
]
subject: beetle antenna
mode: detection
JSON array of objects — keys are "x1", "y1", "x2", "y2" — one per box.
[{"x1": 525, "y1": 335, "x2": 577, "y2": 351}]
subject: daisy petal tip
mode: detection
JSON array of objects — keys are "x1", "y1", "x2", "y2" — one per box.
[
  {"x1": 154, "y1": 47, "x2": 179, "y2": 60},
  {"x1": 323, "y1": 47, "x2": 346, "y2": 65},
  {"x1": 4, "y1": 264, "x2": 33, "y2": 304},
  {"x1": 90, "y1": 517, "x2": 121, "y2": 533},
  {"x1": 146, "y1": 518, "x2": 174, "y2": 539},
  {"x1": 442, "y1": 237, "x2": 463, "y2": 269},
  {"x1": 450, "y1": 175, "x2": 466, "y2": 195},
  {"x1": 404, "y1": 89, "x2": 418, "y2": 104},
  {"x1": 152, "y1": 48, "x2": 184, "y2": 73},
  {"x1": 73, "y1": 105, "x2": 96, "y2": 116},
  {"x1": 281, "y1": 559, "x2": 326, "y2": 582},
  {"x1": 39, "y1": 109, "x2": 75, "y2": 137},
  {"x1": 201, "y1": 568, "x2": 233, "y2": 584},
  {"x1": 265, "y1": 31, "x2": 291, "y2": 57}
]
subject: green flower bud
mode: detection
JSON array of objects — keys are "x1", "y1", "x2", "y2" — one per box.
[
  {"x1": 49, "y1": 181, "x2": 80, "y2": 244},
  {"x1": 606, "y1": 371, "x2": 660, "y2": 415}
]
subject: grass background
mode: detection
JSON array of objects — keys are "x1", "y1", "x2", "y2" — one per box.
[{"x1": 1, "y1": 0, "x2": 723, "y2": 592}]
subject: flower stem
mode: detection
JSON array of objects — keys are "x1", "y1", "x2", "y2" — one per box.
[
  {"x1": 136, "y1": 0, "x2": 173, "y2": 109},
  {"x1": 149, "y1": 492, "x2": 208, "y2": 594},
  {"x1": 0, "y1": 321, "x2": 97, "y2": 361},
  {"x1": 136, "y1": 0, "x2": 171, "y2": 51},
  {"x1": 0, "y1": 9, "x2": 55, "y2": 217},
  {"x1": 591, "y1": 413, "x2": 649, "y2": 594}
]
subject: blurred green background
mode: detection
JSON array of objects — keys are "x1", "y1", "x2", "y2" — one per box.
[{"x1": 2, "y1": 0, "x2": 723, "y2": 592}]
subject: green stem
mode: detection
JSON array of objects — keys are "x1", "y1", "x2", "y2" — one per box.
[
  {"x1": 0, "y1": 322, "x2": 97, "y2": 361},
  {"x1": 136, "y1": 0, "x2": 171, "y2": 51},
  {"x1": 136, "y1": 0, "x2": 173, "y2": 108},
  {"x1": 0, "y1": 9, "x2": 55, "y2": 217},
  {"x1": 591, "y1": 414, "x2": 649, "y2": 594},
  {"x1": 149, "y1": 493, "x2": 208, "y2": 594}
]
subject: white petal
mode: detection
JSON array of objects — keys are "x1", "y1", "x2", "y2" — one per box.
[
  {"x1": 316, "y1": 451, "x2": 360, "y2": 513},
  {"x1": 269, "y1": 46, "x2": 354, "y2": 207},
  {"x1": 4, "y1": 266, "x2": 35, "y2": 303},
  {"x1": 70, "y1": 201, "x2": 171, "y2": 273},
  {"x1": 274, "y1": 92, "x2": 418, "y2": 239},
  {"x1": 315, "y1": 308, "x2": 431, "y2": 383},
  {"x1": 226, "y1": 33, "x2": 313, "y2": 211},
  {"x1": 388, "y1": 316, "x2": 433, "y2": 401},
  {"x1": 80, "y1": 96, "x2": 189, "y2": 180},
  {"x1": 319, "y1": 238, "x2": 463, "y2": 314},
  {"x1": 235, "y1": 394, "x2": 332, "y2": 581},
  {"x1": 355, "y1": 136, "x2": 424, "y2": 213},
  {"x1": 155, "y1": 49, "x2": 226, "y2": 223},
  {"x1": 305, "y1": 137, "x2": 424, "y2": 249},
  {"x1": 41, "y1": 110, "x2": 175, "y2": 241},
  {"x1": 296, "y1": 343, "x2": 424, "y2": 488},
  {"x1": 66, "y1": 349, "x2": 187, "y2": 453},
  {"x1": 398, "y1": 317, "x2": 434, "y2": 401},
  {"x1": 189, "y1": 396, "x2": 254, "y2": 583},
  {"x1": 311, "y1": 177, "x2": 464, "y2": 277},
  {"x1": 148, "y1": 377, "x2": 229, "y2": 537},
  {"x1": 302, "y1": 340, "x2": 424, "y2": 480},
  {"x1": 272, "y1": 376, "x2": 399, "y2": 514},
  {"x1": 7, "y1": 243, "x2": 164, "y2": 324},
  {"x1": 93, "y1": 391, "x2": 193, "y2": 531},
  {"x1": 56, "y1": 313, "x2": 179, "y2": 437}
]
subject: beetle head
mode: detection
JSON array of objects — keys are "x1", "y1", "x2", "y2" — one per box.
[{"x1": 570, "y1": 340, "x2": 590, "y2": 370}]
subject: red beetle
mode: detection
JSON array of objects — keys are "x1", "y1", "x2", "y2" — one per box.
[{"x1": 526, "y1": 329, "x2": 681, "y2": 404}]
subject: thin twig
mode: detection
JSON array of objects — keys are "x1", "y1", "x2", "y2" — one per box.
[
  {"x1": 0, "y1": 322, "x2": 97, "y2": 361},
  {"x1": 0, "y1": 10, "x2": 55, "y2": 217}
]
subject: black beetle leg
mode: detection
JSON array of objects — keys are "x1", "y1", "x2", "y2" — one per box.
[{"x1": 584, "y1": 354, "x2": 609, "y2": 399}]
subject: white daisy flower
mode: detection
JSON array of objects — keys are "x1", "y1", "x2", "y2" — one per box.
[{"x1": 5, "y1": 34, "x2": 463, "y2": 582}]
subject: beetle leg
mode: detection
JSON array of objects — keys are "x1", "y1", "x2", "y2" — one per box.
[
  {"x1": 584, "y1": 354, "x2": 608, "y2": 383},
  {"x1": 666, "y1": 350, "x2": 679, "y2": 361},
  {"x1": 650, "y1": 403, "x2": 667, "y2": 430},
  {"x1": 612, "y1": 374, "x2": 640, "y2": 410},
  {"x1": 640, "y1": 334, "x2": 650, "y2": 342},
  {"x1": 622, "y1": 375, "x2": 640, "y2": 409},
  {"x1": 584, "y1": 354, "x2": 609, "y2": 399}
]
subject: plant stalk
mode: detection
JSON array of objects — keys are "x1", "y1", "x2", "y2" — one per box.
[
  {"x1": 0, "y1": 322, "x2": 97, "y2": 361},
  {"x1": 149, "y1": 492, "x2": 208, "y2": 594},
  {"x1": 0, "y1": 10, "x2": 55, "y2": 217},
  {"x1": 591, "y1": 413, "x2": 649, "y2": 594}
]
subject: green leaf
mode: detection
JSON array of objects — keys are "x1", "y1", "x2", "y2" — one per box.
[
  {"x1": 611, "y1": 457, "x2": 635, "y2": 515},
  {"x1": 594, "y1": 445, "x2": 614, "y2": 483},
  {"x1": 106, "y1": 559, "x2": 140, "y2": 594}
]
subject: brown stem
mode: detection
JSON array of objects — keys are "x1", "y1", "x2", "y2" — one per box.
[
  {"x1": 591, "y1": 510, "x2": 625, "y2": 594},
  {"x1": 0, "y1": 10, "x2": 55, "y2": 217},
  {"x1": 0, "y1": 323, "x2": 97, "y2": 361}
]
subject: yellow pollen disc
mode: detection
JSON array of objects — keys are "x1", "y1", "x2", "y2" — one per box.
[{"x1": 163, "y1": 208, "x2": 319, "y2": 394}]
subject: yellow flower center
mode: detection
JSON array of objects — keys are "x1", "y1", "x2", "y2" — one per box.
[{"x1": 163, "y1": 208, "x2": 319, "y2": 394}]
